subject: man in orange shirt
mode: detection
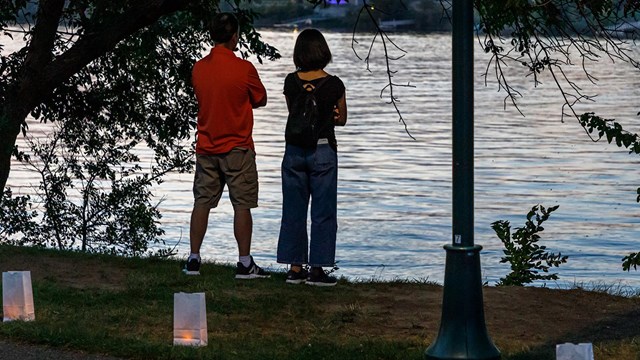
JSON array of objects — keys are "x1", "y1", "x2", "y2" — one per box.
[{"x1": 184, "y1": 12, "x2": 269, "y2": 279}]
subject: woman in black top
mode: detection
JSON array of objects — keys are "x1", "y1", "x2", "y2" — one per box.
[{"x1": 276, "y1": 29, "x2": 348, "y2": 286}]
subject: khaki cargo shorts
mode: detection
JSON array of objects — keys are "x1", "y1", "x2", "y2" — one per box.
[{"x1": 193, "y1": 147, "x2": 258, "y2": 210}]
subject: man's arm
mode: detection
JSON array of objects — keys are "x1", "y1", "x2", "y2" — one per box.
[
  {"x1": 252, "y1": 92, "x2": 267, "y2": 108},
  {"x1": 248, "y1": 64, "x2": 267, "y2": 109}
]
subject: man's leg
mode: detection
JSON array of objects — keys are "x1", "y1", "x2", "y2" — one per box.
[
  {"x1": 191, "y1": 153, "x2": 224, "y2": 256},
  {"x1": 233, "y1": 208, "x2": 252, "y2": 256},
  {"x1": 190, "y1": 205, "x2": 211, "y2": 254},
  {"x1": 183, "y1": 205, "x2": 210, "y2": 275},
  {"x1": 185, "y1": 154, "x2": 223, "y2": 275},
  {"x1": 224, "y1": 148, "x2": 268, "y2": 278},
  {"x1": 223, "y1": 148, "x2": 256, "y2": 260},
  {"x1": 234, "y1": 206, "x2": 269, "y2": 279}
]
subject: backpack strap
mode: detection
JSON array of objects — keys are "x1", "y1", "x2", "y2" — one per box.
[
  {"x1": 295, "y1": 74, "x2": 333, "y2": 92},
  {"x1": 313, "y1": 75, "x2": 332, "y2": 91}
]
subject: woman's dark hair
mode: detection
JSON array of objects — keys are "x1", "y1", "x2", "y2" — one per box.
[
  {"x1": 209, "y1": 13, "x2": 239, "y2": 44},
  {"x1": 293, "y1": 29, "x2": 332, "y2": 71}
]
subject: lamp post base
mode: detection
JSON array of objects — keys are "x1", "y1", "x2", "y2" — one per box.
[{"x1": 424, "y1": 245, "x2": 501, "y2": 360}]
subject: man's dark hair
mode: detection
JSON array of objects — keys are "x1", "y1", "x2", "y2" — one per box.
[
  {"x1": 210, "y1": 12, "x2": 239, "y2": 44},
  {"x1": 293, "y1": 29, "x2": 332, "y2": 71}
]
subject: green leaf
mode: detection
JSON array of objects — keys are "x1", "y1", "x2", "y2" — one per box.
[{"x1": 493, "y1": 204, "x2": 566, "y2": 286}]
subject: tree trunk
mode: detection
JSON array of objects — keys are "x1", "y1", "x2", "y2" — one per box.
[
  {"x1": 1, "y1": 0, "x2": 66, "y2": 192},
  {"x1": 0, "y1": 108, "x2": 24, "y2": 191}
]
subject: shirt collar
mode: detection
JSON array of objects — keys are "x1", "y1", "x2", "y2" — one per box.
[{"x1": 211, "y1": 46, "x2": 236, "y2": 57}]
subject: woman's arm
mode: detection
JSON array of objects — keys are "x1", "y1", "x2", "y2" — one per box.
[{"x1": 334, "y1": 92, "x2": 347, "y2": 126}]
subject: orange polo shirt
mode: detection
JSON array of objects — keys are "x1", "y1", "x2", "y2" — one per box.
[{"x1": 192, "y1": 46, "x2": 267, "y2": 155}]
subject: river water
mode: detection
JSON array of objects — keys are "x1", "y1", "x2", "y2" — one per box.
[{"x1": 6, "y1": 30, "x2": 640, "y2": 289}]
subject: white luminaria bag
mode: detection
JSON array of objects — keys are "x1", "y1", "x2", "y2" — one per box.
[
  {"x1": 173, "y1": 292, "x2": 208, "y2": 346},
  {"x1": 556, "y1": 342, "x2": 594, "y2": 360},
  {"x1": 2, "y1": 271, "x2": 35, "y2": 322}
]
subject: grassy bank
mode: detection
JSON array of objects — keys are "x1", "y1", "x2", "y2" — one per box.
[{"x1": 1, "y1": 245, "x2": 639, "y2": 359}]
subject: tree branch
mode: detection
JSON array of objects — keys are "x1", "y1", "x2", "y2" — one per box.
[
  {"x1": 352, "y1": 0, "x2": 416, "y2": 139},
  {"x1": 15, "y1": 0, "x2": 66, "y2": 118},
  {"x1": 17, "y1": 0, "x2": 193, "y2": 120}
]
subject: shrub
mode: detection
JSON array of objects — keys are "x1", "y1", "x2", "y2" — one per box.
[{"x1": 492, "y1": 205, "x2": 568, "y2": 286}]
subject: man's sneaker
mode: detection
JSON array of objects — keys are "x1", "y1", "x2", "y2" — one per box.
[
  {"x1": 285, "y1": 268, "x2": 308, "y2": 284},
  {"x1": 235, "y1": 256, "x2": 270, "y2": 279},
  {"x1": 306, "y1": 270, "x2": 337, "y2": 287},
  {"x1": 183, "y1": 257, "x2": 201, "y2": 276}
]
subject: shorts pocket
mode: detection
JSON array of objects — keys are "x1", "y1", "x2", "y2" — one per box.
[
  {"x1": 225, "y1": 148, "x2": 248, "y2": 171},
  {"x1": 243, "y1": 168, "x2": 258, "y2": 184}
]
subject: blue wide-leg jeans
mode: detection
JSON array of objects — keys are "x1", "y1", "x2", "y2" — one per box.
[{"x1": 277, "y1": 143, "x2": 338, "y2": 267}]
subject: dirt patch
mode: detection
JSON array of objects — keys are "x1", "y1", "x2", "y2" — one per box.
[
  {"x1": 483, "y1": 286, "x2": 639, "y2": 351},
  {"x1": 317, "y1": 282, "x2": 640, "y2": 353},
  {"x1": 0, "y1": 253, "x2": 129, "y2": 291}
]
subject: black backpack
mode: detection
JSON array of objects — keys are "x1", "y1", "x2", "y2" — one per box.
[{"x1": 285, "y1": 75, "x2": 332, "y2": 148}]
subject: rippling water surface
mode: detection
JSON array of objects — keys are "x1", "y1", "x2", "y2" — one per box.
[{"x1": 7, "y1": 30, "x2": 640, "y2": 288}]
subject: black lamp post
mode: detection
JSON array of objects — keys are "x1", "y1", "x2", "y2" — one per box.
[{"x1": 424, "y1": 0, "x2": 501, "y2": 359}]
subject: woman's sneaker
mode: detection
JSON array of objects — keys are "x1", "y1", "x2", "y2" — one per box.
[
  {"x1": 306, "y1": 270, "x2": 337, "y2": 287},
  {"x1": 235, "y1": 256, "x2": 270, "y2": 279},
  {"x1": 285, "y1": 268, "x2": 308, "y2": 284}
]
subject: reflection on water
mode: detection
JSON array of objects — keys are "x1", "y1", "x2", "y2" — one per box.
[{"x1": 7, "y1": 31, "x2": 640, "y2": 288}]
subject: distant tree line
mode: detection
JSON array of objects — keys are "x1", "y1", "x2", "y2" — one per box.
[{"x1": 251, "y1": 0, "x2": 450, "y2": 32}]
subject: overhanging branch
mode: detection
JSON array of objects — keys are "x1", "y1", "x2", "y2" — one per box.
[
  {"x1": 352, "y1": 0, "x2": 416, "y2": 139},
  {"x1": 18, "y1": 0, "x2": 193, "y2": 118}
]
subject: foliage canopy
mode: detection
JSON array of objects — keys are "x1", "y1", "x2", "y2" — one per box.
[{"x1": 0, "y1": 0, "x2": 279, "y2": 255}]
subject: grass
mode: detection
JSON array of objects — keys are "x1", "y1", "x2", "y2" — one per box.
[{"x1": 1, "y1": 245, "x2": 640, "y2": 359}]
